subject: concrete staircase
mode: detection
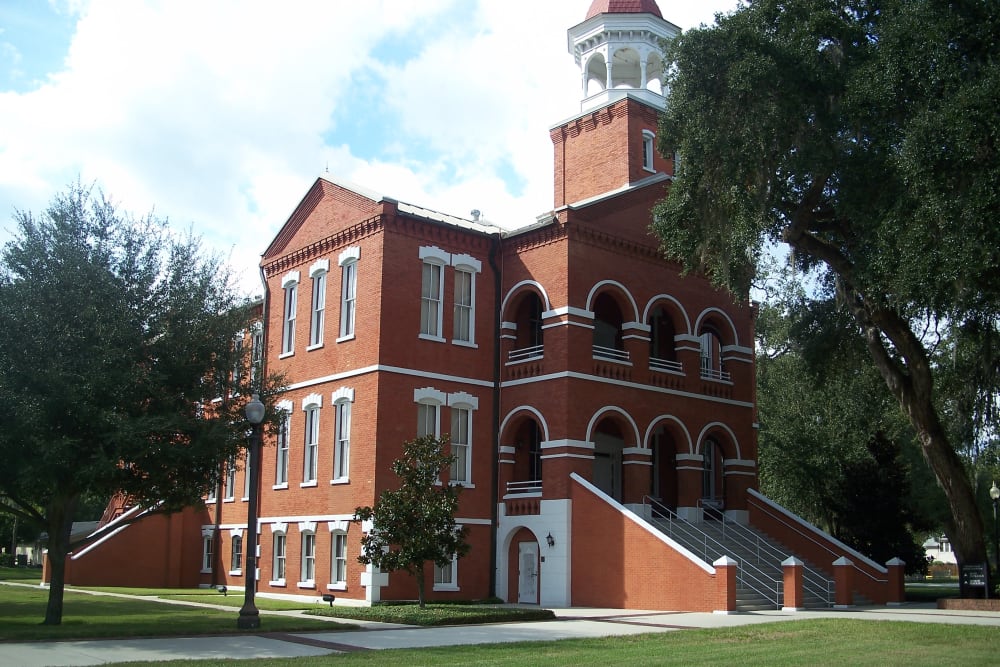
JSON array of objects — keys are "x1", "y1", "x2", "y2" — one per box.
[{"x1": 643, "y1": 499, "x2": 835, "y2": 611}]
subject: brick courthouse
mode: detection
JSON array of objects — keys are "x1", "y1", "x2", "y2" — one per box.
[{"x1": 51, "y1": 1, "x2": 903, "y2": 611}]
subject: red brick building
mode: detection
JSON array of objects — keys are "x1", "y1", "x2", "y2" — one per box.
[{"x1": 55, "y1": 0, "x2": 903, "y2": 611}]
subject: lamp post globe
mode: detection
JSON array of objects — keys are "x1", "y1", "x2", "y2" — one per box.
[{"x1": 237, "y1": 394, "x2": 265, "y2": 630}]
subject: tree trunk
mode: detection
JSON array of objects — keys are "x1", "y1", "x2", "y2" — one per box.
[
  {"x1": 416, "y1": 564, "x2": 426, "y2": 609},
  {"x1": 43, "y1": 497, "x2": 76, "y2": 625}
]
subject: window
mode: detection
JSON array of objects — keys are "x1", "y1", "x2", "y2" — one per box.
[
  {"x1": 201, "y1": 535, "x2": 213, "y2": 573},
  {"x1": 275, "y1": 405, "x2": 291, "y2": 487},
  {"x1": 450, "y1": 407, "x2": 471, "y2": 483},
  {"x1": 331, "y1": 532, "x2": 347, "y2": 586},
  {"x1": 303, "y1": 396, "x2": 321, "y2": 485},
  {"x1": 332, "y1": 388, "x2": 353, "y2": 482},
  {"x1": 300, "y1": 532, "x2": 316, "y2": 586},
  {"x1": 453, "y1": 269, "x2": 473, "y2": 343},
  {"x1": 231, "y1": 534, "x2": 243, "y2": 572},
  {"x1": 243, "y1": 452, "x2": 251, "y2": 499},
  {"x1": 223, "y1": 459, "x2": 236, "y2": 501},
  {"x1": 420, "y1": 262, "x2": 443, "y2": 338},
  {"x1": 308, "y1": 260, "x2": 328, "y2": 348},
  {"x1": 642, "y1": 129, "x2": 656, "y2": 172},
  {"x1": 433, "y1": 554, "x2": 458, "y2": 591},
  {"x1": 206, "y1": 478, "x2": 217, "y2": 503},
  {"x1": 231, "y1": 337, "x2": 244, "y2": 386},
  {"x1": 272, "y1": 534, "x2": 286, "y2": 583},
  {"x1": 339, "y1": 248, "x2": 359, "y2": 340},
  {"x1": 415, "y1": 387, "x2": 446, "y2": 439},
  {"x1": 280, "y1": 272, "x2": 299, "y2": 356},
  {"x1": 250, "y1": 323, "x2": 263, "y2": 386},
  {"x1": 417, "y1": 403, "x2": 439, "y2": 438}
]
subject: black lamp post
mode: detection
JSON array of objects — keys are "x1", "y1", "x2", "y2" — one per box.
[
  {"x1": 990, "y1": 481, "x2": 1000, "y2": 578},
  {"x1": 238, "y1": 393, "x2": 265, "y2": 630}
]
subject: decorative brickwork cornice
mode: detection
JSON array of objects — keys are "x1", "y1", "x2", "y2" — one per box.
[{"x1": 262, "y1": 214, "x2": 384, "y2": 277}]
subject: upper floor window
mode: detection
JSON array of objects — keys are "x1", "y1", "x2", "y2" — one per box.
[
  {"x1": 447, "y1": 392, "x2": 478, "y2": 485},
  {"x1": 308, "y1": 260, "x2": 328, "y2": 349},
  {"x1": 280, "y1": 271, "x2": 300, "y2": 356},
  {"x1": 302, "y1": 394, "x2": 322, "y2": 485},
  {"x1": 419, "y1": 246, "x2": 450, "y2": 340},
  {"x1": 250, "y1": 323, "x2": 263, "y2": 387},
  {"x1": 332, "y1": 387, "x2": 354, "y2": 483},
  {"x1": 642, "y1": 129, "x2": 656, "y2": 172},
  {"x1": 275, "y1": 401, "x2": 292, "y2": 487},
  {"x1": 223, "y1": 458, "x2": 236, "y2": 501},
  {"x1": 453, "y1": 269, "x2": 473, "y2": 343},
  {"x1": 339, "y1": 247, "x2": 359, "y2": 340}
]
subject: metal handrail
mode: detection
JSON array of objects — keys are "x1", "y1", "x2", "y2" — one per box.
[
  {"x1": 747, "y1": 494, "x2": 887, "y2": 585},
  {"x1": 700, "y1": 366, "x2": 731, "y2": 381},
  {"x1": 699, "y1": 504, "x2": 832, "y2": 606},
  {"x1": 593, "y1": 345, "x2": 630, "y2": 362},
  {"x1": 643, "y1": 497, "x2": 781, "y2": 609},
  {"x1": 506, "y1": 479, "x2": 542, "y2": 495},
  {"x1": 649, "y1": 357, "x2": 683, "y2": 373},
  {"x1": 508, "y1": 345, "x2": 543, "y2": 363}
]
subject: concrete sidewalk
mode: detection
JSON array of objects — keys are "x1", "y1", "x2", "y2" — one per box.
[{"x1": 4, "y1": 604, "x2": 1000, "y2": 667}]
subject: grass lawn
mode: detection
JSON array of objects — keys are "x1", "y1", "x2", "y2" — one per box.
[
  {"x1": 0, "y1": 584, "x2": 352, "y2": 641},
  {"x1": 0, "y1": 566, "x2": 42, "y2": 582},
  {"x1": 306, "y1": 602, "x2": 556, "y2": 626},
  {"x1": 105, "y1": 618, "x2": 1000, "y2": 667}
]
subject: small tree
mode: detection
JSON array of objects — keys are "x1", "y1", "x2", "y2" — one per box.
[
  {"x1": 0, "y1": 183, "x2": 278, "y2": 624},
  {"x1": 354, "y1": 435, "x2": 469, "y2": 608}
]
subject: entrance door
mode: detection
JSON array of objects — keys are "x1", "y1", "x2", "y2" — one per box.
[{"x1": 517, "y1": 541, "x2": 539, "y2": 604}]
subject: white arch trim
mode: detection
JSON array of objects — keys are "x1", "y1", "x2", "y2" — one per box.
[
  {"x1": 642, "y1": 294, "x2": 693, "y2": 335},
  {"x1": 585, "y1": 406, "x2": 641, "y2": 447},
  {"x1": 500, "y1": 280, "x2": 552, "y2": 320},
  {"x1": 643, "y1": 415, "x2": 695, "y2": 455},
  {"x1": 693, "y1": 307, "x2": 740, "y2": 346},
  {"x1": 695, "y1": 422, "x2": 742, "y2": 460},
  {"x1": 585, "y1": 280, "x2": 640, "y2": 322},
  {"x1": 499, "y1": 405, "x2": 551, "y2": 443}
]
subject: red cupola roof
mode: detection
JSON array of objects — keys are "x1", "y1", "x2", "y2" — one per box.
[{"x1": 585, "y1": 0, "x2": 663, "y2": 20}]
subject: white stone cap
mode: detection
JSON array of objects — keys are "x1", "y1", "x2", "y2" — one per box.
[
  {"x1": 713, "y1": 556, "x2": 737, "y2": 567},
  {"x1": 833, "y1": 556, "x2": 854, "y2": 566},
  {"x1": 886, "y1": 557, "x2": 906, "y2": 566},
  {"x1": 782, "y1": 556, "x2": 803, "y2": 567}
]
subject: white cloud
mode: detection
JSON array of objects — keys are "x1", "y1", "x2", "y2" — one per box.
[{"x1": 0, "y1": 0, "x2": 740, "y2": 294}]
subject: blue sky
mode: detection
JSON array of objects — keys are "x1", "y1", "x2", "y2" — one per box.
[{"x1": 0, "y1": 0, "x2": 740, "y2": 294}]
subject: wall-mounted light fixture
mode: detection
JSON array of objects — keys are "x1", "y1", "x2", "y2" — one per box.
[{"x1": 546, "y1": 532, "x2": 555, "y2": 548}]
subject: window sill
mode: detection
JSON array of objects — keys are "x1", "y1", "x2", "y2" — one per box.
[
  {"x1": 328, "y1": 582, "x2": 347, "y2": 591},
  {"x1": 269, "y1": 580, "x2": 286, "y2": 587},
  {"x1": 223, "y1": 498, "x2": 235, "y2": 503},
  {"x1": 297, "y1": 582, "x2": 316, "y2": 590},
  {"x1": 241, "y1": 496, "x2": 249, "y2": 502},
  {"x1": 451, "y1": 340, "x2": 478, "y2": 349},
  {"x1": 300, "y1": 481, "x2": 318, "y2": 488},
  {"x1": 205, "y1": 499, "x2": 216, "y2": 504},
  {"x1": 272, "y1": 483, "x2": 289, "y2": 491},
  {"x1": 433, "y1": 584, "x2": 459, "y2": 592},
  {"x1": 278, "y1": 351, "x2": 294, "y2": 359},
  {"x1": 642, "y1": 165, "x2": 656, "y2": 174},
  {"x1": 306, "y1": 342, "x2": 324, "y2": 351},
  {"x1": 229, "y1": 569, "x2": 242, "y2": 577},
  {"x1": 336, "y1": 334, "x2": 355, "y2": 343},
  {"x1": 419, "y1": 333, "x2": 446, "y2": 343},
  {"x1": 330, "y1": 477, "x2": 350, "y2": 485},
  {"x1": 200, "y1": 568, "x2": 212, "y2": 574},
  {"x1": 449, "y1": 481, "x2": 475, "y2": 489}
]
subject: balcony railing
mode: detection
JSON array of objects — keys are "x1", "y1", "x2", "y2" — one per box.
[
  {"x1": 593, "y1": 345, "x2": 630, "y2": 362},
  {"x1": 508, "y1": 345, "x2": 544, "y2": 363},
  {"x1": 505, "y1": 479, "x2": 542, "y2": 496},
  {"x1": 649, "y1": 357, "x2": 683, "y2": 374},
  {"x1": 700, "y1": 366, "x2": 731, "y2": 382}
]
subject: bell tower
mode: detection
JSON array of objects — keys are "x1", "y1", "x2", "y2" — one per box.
[{"x1": 551, "y1": 0, "x2": 680, "y2": 208}]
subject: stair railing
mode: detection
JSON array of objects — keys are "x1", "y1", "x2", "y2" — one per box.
[{"x1": 643, "y1": 496, "x2": 781, "y2": 609}]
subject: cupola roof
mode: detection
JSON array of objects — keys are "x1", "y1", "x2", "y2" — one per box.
[{"x1": 585, "y1": 0, "x2": 663, "y2": 20}]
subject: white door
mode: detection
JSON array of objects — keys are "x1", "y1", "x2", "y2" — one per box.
[{"x1": 517, "y1": 541, "x2": 539, "y2": 604}]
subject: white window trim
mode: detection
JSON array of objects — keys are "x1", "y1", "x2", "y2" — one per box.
[
  {"x1": 452, "y1": 267, "x2": 476, "y2": 346},
  {"x1": 270, "y1": 529, "x2": 287, "y2": 587},
  {"x1": 432, "y1": 554, "x2": 459, "y2": 592},
  {"x1": 447, "y1": 391, "x2": 478, "y2": 487},
  {"x1": 308, "y1": 261, "x2": 328, "y2": 350},
  {"x1": 299, "y1": 529, "x2": 317, "y2": 588},
  {"x1": 339, "y1": 247, "x2": 360, "y2": 342},
  {"x1": 275, "y1": 401, "x2": 293, "y2": 487},
  {"x1": 642, "y1": 129, "x2": 656, "y2": 172},
  {"x1": 200, "y1": 529, "x2": 215, "y2": 574},
  {"x1": 330, "y1": 528, "x2": 348, "y2": 590},
  {"x1": 415, "y1": 387, "x2": 445, "y2": 439},
  {"x1": 419, "y1": 247, "x2": 449, "y2": 341},
  {"x1": 332, "y1": 387, "x2": 354, "y2": 483},
  {"x1": 229, "y1": 533, "x2": 243, "y2": 575}
]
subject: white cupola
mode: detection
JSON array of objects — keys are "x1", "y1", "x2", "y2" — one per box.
[{"x1": 568, "y1": 0, "x2": 681, "y2": 112}]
